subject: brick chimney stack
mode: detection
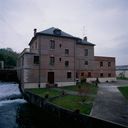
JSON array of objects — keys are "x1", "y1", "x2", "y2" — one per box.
[{"x1": 34, "y1": 28, "x2": 37, "y2": 36}]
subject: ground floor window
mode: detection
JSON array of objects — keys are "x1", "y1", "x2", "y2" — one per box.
[
  {"x1": 67, "y1": 72, "x2": 72, "y2": 78},
  {"x1": 88, "y1": 72, "x2": 91, "y2": 77},
  {"x1": 100, "y1": 73, "x2": 104, "y2": 77},
  {"x1": 108, "y1": 73, "x2": 111, "y2": 77},
  {"x1": 81, "y1": 72, "x2": 84, "y2": 76}
]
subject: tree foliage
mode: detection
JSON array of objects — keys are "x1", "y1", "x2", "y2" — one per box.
[{"x1": 0, "y1": 48, "x2": 19, "y2": 68}]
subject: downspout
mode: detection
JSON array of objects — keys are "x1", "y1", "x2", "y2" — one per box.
[
  {"x1": 38, "y1": 35, "x2": 41, "y2": 88},
  {"x1": 74, "y1": 39, "x2": 76, "y2": 85}
]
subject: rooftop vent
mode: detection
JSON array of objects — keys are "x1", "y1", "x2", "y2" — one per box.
[
  {"x1": 53, "y1": 29, "x2": 61, "y2": 35},
  {"x1": 83, "y1": 36, "x2": 87, "y2": 41}
]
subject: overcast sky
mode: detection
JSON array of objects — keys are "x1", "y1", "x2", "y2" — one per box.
[{"x1": 0, "y1": 0, "x2": 128, "y2": 65}]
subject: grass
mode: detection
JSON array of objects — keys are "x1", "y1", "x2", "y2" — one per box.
[
  {"x1": 26, "y1": 83, "x2": 98, "y2": 115},
  {"x1": 117, "y1": 77, "x2": 128, "y2": 80},
  {"x1": 61, "y1": 83, "x2": 98, "y2": 95},
  {"x1": 51, "y1": 95, "x2": 93, "y2": 114},
  {"x1": 25, "y1": 88, "x2": 61, "y2": 98},
  {"x1": 118, "y1": 86, "x2": 128, "y2": 99}
]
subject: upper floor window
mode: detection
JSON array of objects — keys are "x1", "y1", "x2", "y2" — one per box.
[
  {"x1": 50, "y1": 40, "x2": 55, "y2": 49},
  {"x1": 49, "y1": 57, "x2": 55, "y2": 65},
  {"x1": 100, "y1": 62, "x2": 103, "y2": 67},
  {"x1": 67, "y1": 72, "x2": 72, "y2": 79},
  {"x1": 65, "y1": 61, "x2": 69, "y2": 67},
  {"x1": 84, "y1": 49, "x2": 88, "y2": 56},
  {"x1": 34, "y1": 56, "x2": 39, "y2": 64},
  {"x1": 108, "y1": 62, "x2": 111, "y2": 67},
  {"x1": 85, "y1": 61, "x2": 88, "y2": 65},
  {"x1": 65, "y1": 49, "x2": 69, "y2": 55},
  {"x1": 59, "y1": 44, "x2": 62, "y2": 48},
  {"x1": 59, "y1": 58, "x2": 62, "y2": 62},
  {"x1": 35, "y1": 41, "x2": 38, "y2": 49}
]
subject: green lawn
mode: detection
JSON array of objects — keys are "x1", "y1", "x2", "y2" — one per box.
[
  {"x1": 25, "y1": 88, "x2": 61, "y2": 98},
  {"x1": 118, "y1": 86, "x2": 128, "y2": 99},
  {"x1": 117, "y1": 77, "x2": 128, "y2": 80},
  {"x1": 51, "y1": 95, "x2": 93, "y2": 114},
  {"x1": 26, "y1": 83, "x2": 98, "y2": 115},
  {"x1": 61, "y1": 83, "x2": 98, "y2": 95}
]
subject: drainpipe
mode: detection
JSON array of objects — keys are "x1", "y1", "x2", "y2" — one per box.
[{"x1": 38, "y1": 36, "x2": 41, "y2": 88}]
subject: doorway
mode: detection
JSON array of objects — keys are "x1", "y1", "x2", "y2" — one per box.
[{"x1": 48, "y1": 72, "x2": 54, "y2": 84}]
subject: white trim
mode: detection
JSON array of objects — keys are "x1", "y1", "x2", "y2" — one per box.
[
  {"x1": 24, "y1": 83, "x2": 46, "y2": 89},
  {"x1": 23, "y1": 82, "x2": 76, "y2": 88},
  {"x1": 56, "y1": 82, "x2": 76, "y2": 87},
  {"x1": 87, "y1": 77, "x2": 116, "y2": 83}
]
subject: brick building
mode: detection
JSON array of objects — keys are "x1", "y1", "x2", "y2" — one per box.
[{"x1": 17, "y1": 27, "x2": 116, "y2": 88}]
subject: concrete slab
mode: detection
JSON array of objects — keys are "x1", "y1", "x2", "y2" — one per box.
[{"x1": 91, "y1": 81, "x2": 128, "y2": 126}]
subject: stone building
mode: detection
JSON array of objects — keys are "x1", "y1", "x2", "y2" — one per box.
[{"x1": 17, "y1": 27, "x2": 116, "y2": 88}]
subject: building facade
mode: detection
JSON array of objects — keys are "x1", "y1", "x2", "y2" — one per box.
[
  {"x1": 116, "y1": 65, "x2": 128, "y2": 78},
  {"x1": 17, "y1": 27, "x2": 116, "y2": 88}
]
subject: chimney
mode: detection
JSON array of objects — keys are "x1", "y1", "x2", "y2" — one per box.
[
  {"x1": 83, "y1": 36, "x2": 87, "y2": 41},
  {"x1": 34, "y1": 28, "x2": 37, "y2": 36}
]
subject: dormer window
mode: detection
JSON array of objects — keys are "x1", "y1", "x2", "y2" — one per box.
[{"x1": 53, "y1": 29, "x2": 61, "y2": 35}]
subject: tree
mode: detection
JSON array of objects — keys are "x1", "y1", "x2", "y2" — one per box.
[{"x1": 0, "y1": 48, "x2": 19, "y2": 69}]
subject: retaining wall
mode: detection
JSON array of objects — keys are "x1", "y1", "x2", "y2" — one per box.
[{"x1": 23, "y1": 91, "x2": 127, "y2": 128}]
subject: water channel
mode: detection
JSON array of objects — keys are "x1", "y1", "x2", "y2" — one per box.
[{"x1": 0, "y1": 83, "x2": 70, "y2": 128}]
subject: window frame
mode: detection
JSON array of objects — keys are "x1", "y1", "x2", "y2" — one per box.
[
  {"x1": 65, "y1": 49, "x2": 69, "y2": 55},
  {"x1": 33, "y1": 56, "x2": 39, "y2": 64},
  {"x1": 50, "y1": 40, "x2": 55, "y2": 49},
  {"x1": 49, "y1": 56, "x2": 55, "y2": 65},
  {"x1": 65, "y1": 61, "x2": 69, "y2": 67},
  {"x1": 67, "y1": 72, "x2": 72, "y2": 79},
  {"x1": 84, "y1": 49, "x2": 88, "y2": 56}
]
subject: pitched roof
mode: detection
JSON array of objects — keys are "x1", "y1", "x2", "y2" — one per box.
[
  {"x1": 37, "y1": 27, "x2": 77, "y2": 39},
  {"x1": 29, "y1": 27, "x2": 95, "y2": 46},
  {"x1": 76, "y1": 39, "x2": 95, "y2": 46}
]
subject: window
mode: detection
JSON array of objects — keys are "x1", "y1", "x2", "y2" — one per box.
[
  {"x1": 50, "y1": 40, "x2": 55, "y2": 49},
  {"x1": 100, "y1": 73, "x2": 103, "y2": 77},
  {"x1": 67, "y1": 72, "x2": 72, "y2": 78},
  {"x1": 88, "y1": 72, "x2": 91, "y2": 77},
  {"x1": 100, "y1": 62, "x2": 103, "y2": 67},
  {"x1": 50, "y1": 57, "x2": 55, "y2": 65},
  {"x1": 84, "y1": 61, "x2": 88, "y2": 65},
  {"x1": 108, "y1": 73, "x2": 111, "y2": 77},
  {"x1": 59, "y1": 58, "x2": 61, "y2": 62},
  {"x1": 34, "y1": 56, "x2": 39, "y2": 64},
  {"x1": 65, "y1": 49, "x2": 69, "y2": 55},
  {"x1": 76, "y1": 72, "x2": 78, "y2": 78},
  {"x1": 59, "y1": 44, "x2": 62, "y2": 48},
  {"x1": 65, "y1": 61, "x2": 69, "y2": 67},
  {"x1": 81, "y1": 72, "x2": 84, "y2": 76},
  {"x1": 84, "y1": 49, "x2": 88, "y2": 56},
  {"x1": 108, "y1": 62, "x2": 111, "y2": 67},
  {"x1": 35, "y1": 41, "x2": 38, "y2": 49}
]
